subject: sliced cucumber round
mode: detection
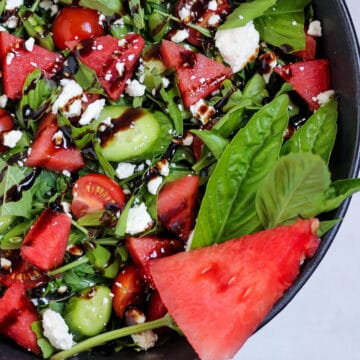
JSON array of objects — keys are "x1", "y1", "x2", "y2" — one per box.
[{"x1": 97, "y1": 106, "x2": 173, "y2": 162}]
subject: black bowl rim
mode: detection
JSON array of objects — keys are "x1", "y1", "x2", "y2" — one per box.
[{"x1": 259, "y1": 0, "x2": 360, "y2": 329}]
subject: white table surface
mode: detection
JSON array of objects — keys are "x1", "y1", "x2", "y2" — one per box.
[{"x1": 235, "y1": 1, "x2": 360, "y2": 359}]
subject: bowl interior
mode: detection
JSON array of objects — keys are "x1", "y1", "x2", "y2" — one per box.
[{"x1": 1, "y1": 0, "x2": 359, "y2": 359}]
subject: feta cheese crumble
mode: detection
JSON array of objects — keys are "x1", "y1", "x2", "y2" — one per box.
[
  {"x1": 307, "y1": 20, "x2": 322, "y2": 37},
  {"x1": 147, "y1": 176, "x2": 163, "y2": 195},
  {"x1": 125, "y1": 79, "x2": 146, "y2": 97},
  {"x1": 190, "y1": 99, "x2": 215, "y2": 125},
  {"x1": 52, "y1": 79, "x2": 83, "y2": 118},
  {"x1": 0, "y1": 94, "x2": 8, "y2": 108},
  {"x1": 42, "y1": 309, "x2": 74, "y2": 350},
  {"x1": 312, "y1": 89, "x2": 335, "y2": 107},
  {"x1": 208, "y1": 0, "x2": 218, "y2": 11},
  {"x1": 24, "y1": 37, "x2": 35, "y2": 52},
  {"x1": 171, "y1": 29, "x2": 189, "y2": 43},
  {"x1": 5, "y1": 0, "x2": 23, "y2": 10},
  {"x1": 79, "y1": 99, "x2": 106, "y2": 125},
  {"x1": 115, "y1": 162, "x2": 136, "y2": 179},
  {"x1": 215, "y1": 21, "x2": 260, "y2": 73},
  {"x1": 3, "y1": 130, "x2": 22, "y2": 148},
  {"x1": 126, "y1": 203, "x2": 154, "y2": 235}
]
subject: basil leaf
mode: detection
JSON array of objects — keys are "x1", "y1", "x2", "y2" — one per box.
[
  {"x1": 255, "y1": 12, "x2": 306, "y2": 52},
  {"x1": 320, "y1": 178, "x2": 360, "y2": 213},
  {"x1": 256, "y1": 152, "x2": 331, "y2": 228},
  {"x1": 79, "y1": 0, "x2": 123, "y2": 16},
  {"x1": 219, "y1": 0, "x2": 277, "y2": 30},
  {"x1": 281, "y1": 99, "x2": 338, "y2": 163},
  {"x1": 267, "y1": 0, "x2": 312, "y2": 12},
  {"x1": 191, "y1": 129, "x2": 229, "y2": 160},
  {"x1": 191, "y1": 94, "x2": 289, "y2": 249},
  {"x1": 317, "y1": 219, "x2": 342, "y2": 237}
]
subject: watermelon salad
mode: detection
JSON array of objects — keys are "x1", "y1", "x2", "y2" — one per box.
[{"x1": 0, "y1": 0, "x2": 359, "y2": 359}]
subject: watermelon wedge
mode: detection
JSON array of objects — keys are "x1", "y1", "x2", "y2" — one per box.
[
  {"x1": 0, "y1": 32, "x2": 62, "y2": 99},
  {"x1": 160, "y1": 40, "x2": 232, "y2": 108},
  {"x1": 149, "y1": 218, "x2": 320, "y2": 360}
]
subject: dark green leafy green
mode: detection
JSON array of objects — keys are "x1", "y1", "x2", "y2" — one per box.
[
  {"x1": 31, "y1": 321, "x2": 55, "y2": 359},
  {"x1": 219, "y1": 0, "x2": 277, "y2": 30},
  {"x1": 191, "y1": 129, "x2": 229, "y2": 160},
  {"x1": 191, "y1": 94, "x2": 289, "y2": 249},
  {"x1": 79, "y1": 0, "x2": 123, "y2": 16},
  {"x1": 281, "y1": 98, "x2": 338, "y2": 163},
  {"x1": 256, "y1": 152, "x2": 331, "y2": 228},
  {"x1": 318, "y1": 219, "x2": 342, "y2": 237},
  {"x1": 74, "y1": 61, "x2": 105, "y2": 94}
]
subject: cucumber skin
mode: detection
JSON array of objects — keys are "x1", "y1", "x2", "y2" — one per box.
[
  {"x1": 98, "y1": 106, "x2": 173, "y2": 162},
  {"x1": 64, "y1": 286, "x2": 113, "y2": 340}
]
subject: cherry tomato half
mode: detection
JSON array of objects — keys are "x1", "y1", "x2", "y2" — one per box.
[
  {"x1": 71, "y1": 173, "x2": 126, "y2": 219},
  {"x1": 52, "y1": 7, "x2": 105, "y2": 50}
]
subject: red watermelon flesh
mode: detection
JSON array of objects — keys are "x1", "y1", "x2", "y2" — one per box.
[
  {"x1": 76, "y1": 34, "x2": 145, "y2": 101},
  {"x1": 149, "y1": 218, "x2": 320, "y2": 360},
  {"x1": 0, "y1": 32, "x2": 63, "y2": 99},
  {"x1": 160, "y1": 40, "x2": 232, "y2": 108}
]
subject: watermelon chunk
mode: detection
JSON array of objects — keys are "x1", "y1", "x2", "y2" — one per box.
[
  {"x1": 157, "y1": 175, "x2": 200, "y2": 241},
  {"x1": 20, "y1": 208, "x2": 71, "y2": 271},
  {"x1": 126, "y1": 236, "x2": 184, "y2": 288},
  {"x1": 76, "y1": 34, "x2": 145, "y2": 100},
  {"x1": 0, "y1": 281, "x2": 40, "y2": 354},
  {"x1": 294, "y1": 33, "x2": 317, "y2": 60},
  {"x1": 160, "y1": 40, "x2": 232, "y2": 108},
  {"x1": 149, "y1": 219, "x2": 320, "y2": 360},
  {"x1": 25, "y1": 113, "x2": 84, "y2": 173},
  {"x1": 0, "y1": 32, "x2": 63, "y2": 99},
  {"x1": 274, "y1": 59, "x2": 331, "y2": 111}
]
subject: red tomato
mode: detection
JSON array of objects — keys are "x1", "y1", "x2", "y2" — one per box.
[
  {"x1": 71, "y1": 173, "x2": 126, "y2": 219},
  {"x1": 112, "y1": 265, "x2": 144, "y2": 319},
  {"x1": 0, "y1": 109, "x2": 14, "y2": 152},
  {"x1": 52, "y1": 7, "x2": 105, "y2": 50}
]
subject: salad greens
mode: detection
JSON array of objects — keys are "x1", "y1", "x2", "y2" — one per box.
[{"x1": 0, "y1": 0, "x2": 359, "y2": 359}]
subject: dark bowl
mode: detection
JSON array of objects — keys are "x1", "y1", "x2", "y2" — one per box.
[{"x1": 1, "y1": 0, "x2": 359, "y2": 359}]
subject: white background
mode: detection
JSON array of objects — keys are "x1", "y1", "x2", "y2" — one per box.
[{"x1": 235, "y1": 1, "x2": 360, "y2": 359}]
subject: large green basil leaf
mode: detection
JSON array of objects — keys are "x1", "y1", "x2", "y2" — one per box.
[
  {"x1": 256, "y1": 152, "x2": 331, "y2": 229},
  {"x1": 219, "y1": 0, "x2": 277, "y2": 30},
  {"x1": 281, "y1": 98, "x2": 338, "y2": 164},
  {"x1": 190, "y1": 94, "x2": 289, "y2": 249},
  {"x1": 191, "y1": 129, "x2": 229, "y2": 160}
]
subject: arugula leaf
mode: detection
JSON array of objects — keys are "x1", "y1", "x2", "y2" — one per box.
[
  {"x1": 320, "y1": 178, "x2": 360, "y2": 213},
  {"x1": 79, "y1": 0, "x2": 123, "y2": 16},
  {"x1": 16, "y1": 68, "x2": 57, "y2": 129},
  {"x1": 281, "y1": 98, "x2": 338, "y2": 164},
  {"x1": 74, "y1": 60, "x2": 105, "y2": 94},
  {"x1": 129, "y1": 0, "x2": 145, "y2": 29},
  {"x1": 1, "y1": 219, "x2": 33, "y2": 249},
  {"x1": 0, "y1": 159, "x2": 33, "y2": 218},
  {"x1": 160, "y1": 86, "x2": 184, "y2": 135},
  {"x1": 191, "y1": 94, "x2": 289, "y2": 249},
  {"x1": 256, "y1": 152, "x2": 331, "y2": 228},
  {"x1": 219, "y1": 0, "x2": 277, "y2": 30}
]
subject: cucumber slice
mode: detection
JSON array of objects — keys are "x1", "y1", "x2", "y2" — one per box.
[
  {"x1": 64, "y1": 285, "x2": 112, "y2": 340},
  {"x1": 97, "y1": 106, "x2": 173, "y2": 162}
]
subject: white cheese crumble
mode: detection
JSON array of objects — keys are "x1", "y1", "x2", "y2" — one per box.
[
  {"x1": 115, "y1": 162, "x2": 136, "y2": 179},
  {"x1": 42, "y1": 309, "x2": 74, "y2": 350},
  {"x1": 178, "y1": 6, "x2": 191, "y2": 22},
  {"x1": 3, "y1": 130, "x2": 22, "y2": 148},
  {"x1": 24, "y1": 37, "x2": 35, "y2": 52},
  {"x1": 125, "y1": 79, "x2": 146, "y2": 97},
  {"x1": 208, "y1": 0, "x2": 218, "y2": 11},
  {"x1": 147, "y1": 176, "x2": 163, "y2": 195},
  {"x1": 215, "y1": 21, "x2": 260, "y2": 73},
  {"x1": 39, "y1": 0, "x2": 59, "y2": 17},
  {"x1": 79, "y1": 99, "x2": 106, "y2": 125},
  {"x1": 171, "y1": 29, "x2": 189, "y2": 43},
  {"x1": 0, "y1": 94, "x2": 8, "y2": 108},
  {"x1": 132, "y1": 331, "x2": 158, "y2": 351},
  {"x1": 307, "y1": 20, "x2": 322, "y2": 37},
  {"x1": 190, "y1": 99, "x2": 215, "y2": 125},
  {"x1": 115, "y1": 62, "x2": 125, "y2": 77},
  {"x1": 156, "y1": 159, "x2": 170, "y2": 176},
  {"x1": 0, "y1": 257, "x2": 12, "y2": 269},
  {"x1": 208, "y1": 14, "x2": 221, "y2": 27},
  {"x1": 52, "y1": 129, "x2": 64, "y2": 147},
  {"x1": 126, "y1": 203, "x2": 154, "y2": 235},
  {"x1": 6, "y1": 52, "x2": 15, "y2": 65},
  {"x1": 162, "y1": 77, "x2": 170, "y2": 89},
  {"x1": 5, "y1": 0, "x2": 23, "y2": 10},
  {"x1": 4, "y1": 15, "x2": 19, "y2": 29},
  {"x1": 312, "y1": 89, "x2": 335, "y2": 107},
  {"x1": 52, "y1": 79, "x2": 83, "y2": 118}
]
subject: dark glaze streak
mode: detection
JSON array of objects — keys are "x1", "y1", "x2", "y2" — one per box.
[
  {"x1": 180, "y1": 51, "x2": 197, "y2": 69},
  {"x1": 0, "y1": 169, "x2": 40, "y2": 203},
  {"x1": 97, "y1": 108, "x2": 145, "y2": 146}
]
